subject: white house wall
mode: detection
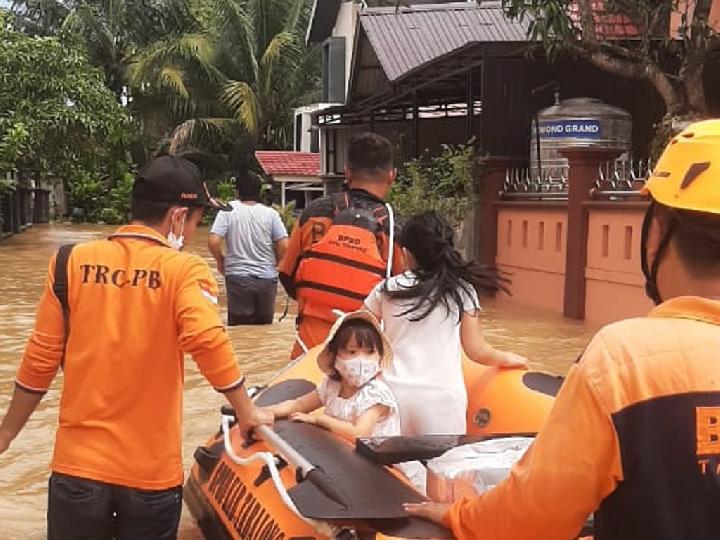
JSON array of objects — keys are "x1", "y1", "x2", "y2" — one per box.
[{"x1": 333, "y1": 1, "x2": 359, "y2": 98}]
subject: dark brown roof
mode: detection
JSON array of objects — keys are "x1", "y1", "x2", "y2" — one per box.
[
  {"x1": 360, "y1": 2, "x2": 530, "y2": 81},
  {"x1": 306, "y1": 0, "x2": 342, "y2": 44}
]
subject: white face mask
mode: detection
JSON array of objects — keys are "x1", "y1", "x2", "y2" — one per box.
[
  {"x1": 167, "y1": 211, "x2": 187, "y2": 250},
  {"x1": 336, "y1": 354, "x2": 381, "y2": 388}
]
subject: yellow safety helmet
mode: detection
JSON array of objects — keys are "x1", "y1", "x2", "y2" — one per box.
[
  {"x1": 644, "y1": 119, "x2": 720, "y2": 214},
  {"x1": 641, "y1": 119, "x2": 720, "y2": 305}
]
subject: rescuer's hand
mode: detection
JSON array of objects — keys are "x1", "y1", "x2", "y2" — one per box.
[
  {"x1": 237, "y1": 405, "x2": 274, "y2": 439},
  {"x1": 403, "y1": 501, "x2": 451, "y2": 524}
]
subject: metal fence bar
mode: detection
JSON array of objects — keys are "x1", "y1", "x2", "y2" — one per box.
[
  {"x1": 591, "y1": 158, "x2": 652, "y2": 199},
  {"x1": 500, "y1": 158, "x2": 652, "y2": 201}
]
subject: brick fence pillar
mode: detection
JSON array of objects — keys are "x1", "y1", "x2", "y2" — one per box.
[
  {"x1": 560, "y1": 148, "x2": 621, "y2": 319},
  {"x1": 476, "y1": 156, "x2": 520, "y2": 267}
]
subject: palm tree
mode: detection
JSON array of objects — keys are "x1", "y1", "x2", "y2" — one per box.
[
  {"x1": 9, "y1": 0, "x2": 69, "y2": 36},
  {"x1": 52, "y1": 0, "x2": 215, "y2": 161},
  {"x1": 154, "y1": 0, "x2": 320, "y2": 153},
  {"x1": 12, "y1": 0, "x2": 320, "y2": 162},
  {"x1": 61, "y1": 0, "x2": 201, "y2": 99}
]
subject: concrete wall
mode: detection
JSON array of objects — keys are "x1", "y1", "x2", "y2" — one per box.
[
  {"x1": 584, "y1": 203, "x2": 654, "y2": 325},
  {"x1": 495, "y1": 204, "x2": 568, "y2": 313},
  {"x1": 489, "y1": 199, "x2": 653, "y2": 324}
]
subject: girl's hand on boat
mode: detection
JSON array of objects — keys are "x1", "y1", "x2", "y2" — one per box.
[
  {"x1": 403, "y1": 501, "x2": 451, "y2": 524},
  {"x1": 289, "y1": 412, "x2": 317, "y2": 425},
  {"x1": 499, "y1": 352, "x2": 529, "y2": 369},
  {"x1": 256, "y1": 407, "x2": 276, "y2": 422},
  {"x1": 255, "y1": 407, "x2": 275, "y2": 425}
]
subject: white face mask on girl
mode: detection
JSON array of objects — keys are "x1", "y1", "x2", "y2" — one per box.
[
  {"x1": 167, "y1": 211, "x2": 187, "y2": 250},
  {"x1": 336, "y1": 354, "x2": 381, "y2": 388}
]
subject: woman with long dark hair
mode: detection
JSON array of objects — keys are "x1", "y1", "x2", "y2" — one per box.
[{"x1": 364, "y1": 211, "x2": 526, "y2": 439}]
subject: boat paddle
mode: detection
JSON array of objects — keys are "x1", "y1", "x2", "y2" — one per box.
[{"x1": 255, "y1": 425, "x2": 350, "y2": 509}]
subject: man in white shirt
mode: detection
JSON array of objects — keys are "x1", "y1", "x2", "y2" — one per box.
[{"x1": 208, "y1": 171, "x2": 288, "y2": 325}]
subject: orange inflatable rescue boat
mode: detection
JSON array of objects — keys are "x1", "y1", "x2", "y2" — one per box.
[{"x1": 184, "y1": 349, "x2": 566, "y2": 539}]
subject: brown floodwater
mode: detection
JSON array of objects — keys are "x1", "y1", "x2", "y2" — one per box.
[{"x1": 0, "y1": 223, "x2": 596, "y2": 539}]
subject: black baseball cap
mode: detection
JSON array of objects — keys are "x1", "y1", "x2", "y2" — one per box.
[{"x1": 133, "y1": 155, "x2": 232, "y2": 211}]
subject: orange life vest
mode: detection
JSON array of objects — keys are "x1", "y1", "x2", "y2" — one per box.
[{"x1": 295, "y1": 193, "x2": 392, "y2": 322}]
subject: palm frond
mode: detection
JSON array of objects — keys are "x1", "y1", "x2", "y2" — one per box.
[
  {"x1": 203, "y1": 0, "x2": 258, "y2": 83},
  {"x1": 103, "y1": 0, "x2": 127, "y2": 34},
  {"x1": 168, "y1": 119, "x2": 195, "y2": 153},
  {"x1": 261, "y1": 31, "x2": 300, "y2": 94},
  {"x1": 221, "y1": 80, "x2": 261, "y2": 138},
  {"x1": 173, "y1": 33, "x2": 223, "y2": 82},
  {"x1": 259, "y1": 31, "x2": 296, "y2": 70},
  {"x1": 283, "y1": 0, "x2": 305, "y2": 34},
  {"x1": 160, "y1": 66, "x2": 189, "y2": 98},
  {"x1": 128, "y1": 32, "x2": 223, "y2": 93},
  {"x1": 168, "y1": 117, "x2": 238, "y2": 152},
  {"x1": 63, "y1": 5, "x2": 120, "y2": 63}
]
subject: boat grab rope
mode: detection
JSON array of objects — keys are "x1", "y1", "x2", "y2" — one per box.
[
  {"x1": 385, "y1": 203, "x2": 394, "y2": 280},
  {"x1": 220, "y1": 416, "x2": 341, "y2": 539}
]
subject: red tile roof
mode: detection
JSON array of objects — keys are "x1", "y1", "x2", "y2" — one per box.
[
  {"x1": 255, "y1": 151, "x2": 320, "y2": 177},
  {"x1": 569, "y1": 1, "x2": 640, "y2": 40}
]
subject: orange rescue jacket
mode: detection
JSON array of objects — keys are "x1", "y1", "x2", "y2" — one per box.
[
  {"x1": 279, "y1": 189, "x2": 403, "y2": 322},
  {"x1": 16, "y1": 224, "x2": 244, "y2": 490},
  {"x1": 444, "y1": 296, "x2": 720, "y2": 540}
]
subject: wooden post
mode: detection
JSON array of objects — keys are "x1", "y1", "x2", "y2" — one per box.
[
  {"x1": 477, "y1": 156, "x2": 519, "y2": 268},
  {"x1": 412, "y1": 92, "x2": 419, "y2": 158},
  {"x1": 560, "y1": 148, "x2": 621, "y2": 319},
  {"x1": 466, "y1": 67, "x2": 473, "y2": 142}
]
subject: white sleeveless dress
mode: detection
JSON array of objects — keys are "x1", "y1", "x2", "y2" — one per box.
[{"x1": 317, "y1": 376, "x2": 401, "y2": 437}]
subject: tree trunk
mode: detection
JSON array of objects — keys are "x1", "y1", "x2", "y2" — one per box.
[
  {"x1": 684, "y1": 71, "x2": 709, "y2": 118},
  {"x1": 644, "y1": 66, "x2": 685, "y2": 117},
  {"x1": 579, "y1": 47, "x2": 686, "y2": 118}
]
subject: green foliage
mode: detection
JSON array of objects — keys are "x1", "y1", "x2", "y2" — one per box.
[
  {"x1": 67, "y1": 167, "x2": 134, "y2": 224},
  {"x1": 66, "y1": 169, "x2": 105, "y2": 220},
  {"x1": 0, "y1": 122, "x2": 29, "y2": 168},
  {"x1": 389, "y1": 145, "x2": 478, "y2": 228},
  {"x1": 0, "y1": 12, "x2": 133, "y2": 183},
  {"x1": 161, "y1": 0, "x2": 321, "y2": 156},
  {"x1": 58, "y1": 0, "x2": 201, "y2": 97},
  {"x1": 0, "y1": 172, "x2": 18, "y2": 196},
  {"x1": 215, "y1": 179, "x2": 236, "y2": 201},
  {"x1": 9, "y1": 0, "x2": 320, "y2": 171},
  {"x1": 272, "y1": 200, "x2": 296, "y2": 232},
  {"x1": 0, "y1": 122, "x2": 29, "y2": 194},
  {"x1": 8, "y1": 0, "x2": 70, "y2": 36},
  {"x1": 501, "y1": 0, "x2": 716, "y2": 117},
  {"x1": 101, "y1": 171, "x2": 134, "y2": 224}
]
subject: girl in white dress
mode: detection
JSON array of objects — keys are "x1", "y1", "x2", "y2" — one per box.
[
  {"x1": 365, "y1": 211, "x2": 527, "y2": 438},
  {"x1": 263, "y1": 311, "x2": 400, "y2": 441}
]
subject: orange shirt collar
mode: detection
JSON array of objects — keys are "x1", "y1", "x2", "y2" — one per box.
[
  {"x1": 650, "y1": 296, "x2": 720, "y2": 327},
  {"x1": 109, "y1": 224, "x2": 172, "y2": 248}
]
